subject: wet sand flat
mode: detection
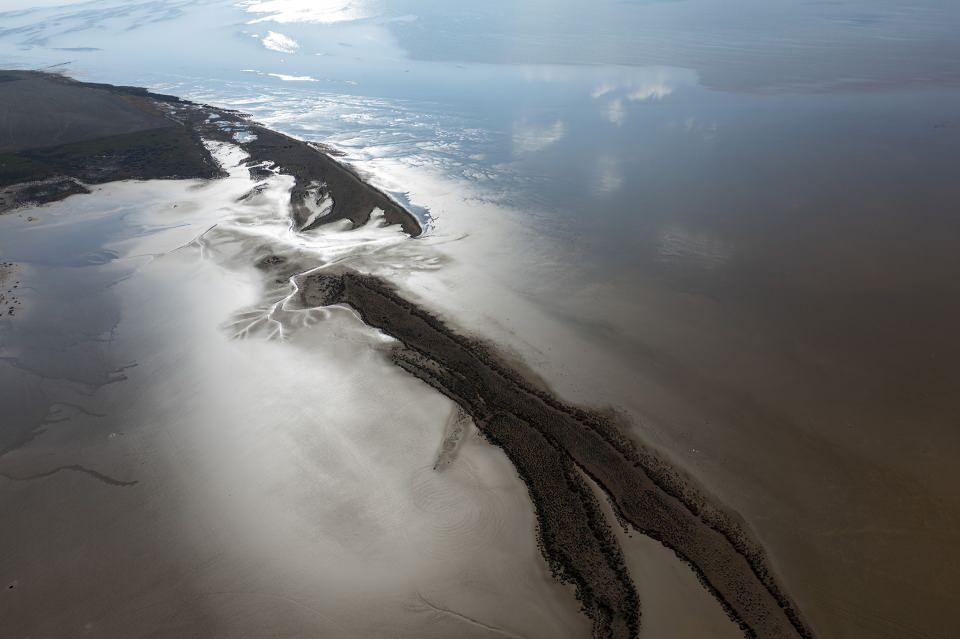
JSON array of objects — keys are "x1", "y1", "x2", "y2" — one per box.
[{"x1": 0, "y1": 167, "x2": 590, "y2": 639}]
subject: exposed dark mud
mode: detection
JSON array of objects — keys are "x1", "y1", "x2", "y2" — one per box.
[
  {"x1": 0, "y1": 260, "x2": 20, "y2": 317},
  {"x1": 0, "y1": 71, "x2": 222, "y2": 210},
  {"x1": 294, "y1": 269, "x2": 815, "y2": 639},
  {"x1": 175, "y1": 107, "x2": 422, "y2": 235},
  {"x1": 0, "y1": 178, "x2": 90, "y2": 214},
  {"x1": 0, "y1": 70, "x2": 420, "y2": 234}
]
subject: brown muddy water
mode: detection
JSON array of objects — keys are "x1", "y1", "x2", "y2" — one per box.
[{"x1": 2, "y1": 0, "x2": 960, "y2": 637}]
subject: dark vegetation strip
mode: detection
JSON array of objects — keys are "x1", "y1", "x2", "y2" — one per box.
[{"x1": 295, "y1": 270, "x2": 815, "y2": 639}]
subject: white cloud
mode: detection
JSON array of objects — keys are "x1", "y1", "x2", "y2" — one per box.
[
  {"x1": 261, "y1": 30, "x2": 300, "y2": 53},
  {"x1": 268, "y1": 73, "x2": 318, "y2": 81},
  {"x1": 590, "y1": 69, "x2": 685, "y2": 103},
  {"x1": 241, "y1": 69, "x2": 317, "y2": 81},
  {"x1": 605, "y1": 99, "x2": 626, "y2": 126},
  {"x1": 591, "y1": 83, "x2": 615, "y2": 99},
  {"x1": 239, "y1": 0, "x2": 372, "y2": 24},
  {"x1": 627, "y1": 83, "x2": 673, "y2": 101},
  {"x1": 512, "y1": 119, "x2": 567, "y2": 155}
]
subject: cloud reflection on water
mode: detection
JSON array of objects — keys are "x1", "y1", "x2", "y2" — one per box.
[{"x1": 238, "y1": 0, "x2": 374, "y2": 25}]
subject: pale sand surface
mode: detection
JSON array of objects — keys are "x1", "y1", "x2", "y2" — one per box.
[{"x1": 0, "y1": 160, "x2": 589, "y2": 638}]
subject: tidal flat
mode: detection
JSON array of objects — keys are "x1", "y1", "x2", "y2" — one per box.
[
  {"x1": 3, "y1": 37, "x2": 960, "y2": 637},
  {"x1": 0, "y1": 71, "x2": 812, "y2": 638},
  {"x1": 0, "y1": 141, "x2": 593, "y2": 639}
]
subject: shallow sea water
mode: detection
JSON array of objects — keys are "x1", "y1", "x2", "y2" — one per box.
[{"x1": 2, "y1": 1, "x2": 960, "y2": 637}]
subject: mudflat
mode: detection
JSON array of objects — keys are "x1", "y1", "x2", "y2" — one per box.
[
  {"x1": 0, "y1": 70, "x2": 811, "y2": 638},
  {"x1": 0, "y1": 71, "x2": 221, "y2": 212},
  {"x1": 0, "y1": 71, "x2": 170, "y2": 153},
  {"x1": 0, "y1": 71, "x2": 420, "y2": 235}
]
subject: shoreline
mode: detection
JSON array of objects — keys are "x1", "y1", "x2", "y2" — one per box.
[
  {"x1": 0, "y1": 69, "x2": 812, "y2": 638},
  {"x1": 0, "y1": 70, "x2": 422, "y2": 236}
]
